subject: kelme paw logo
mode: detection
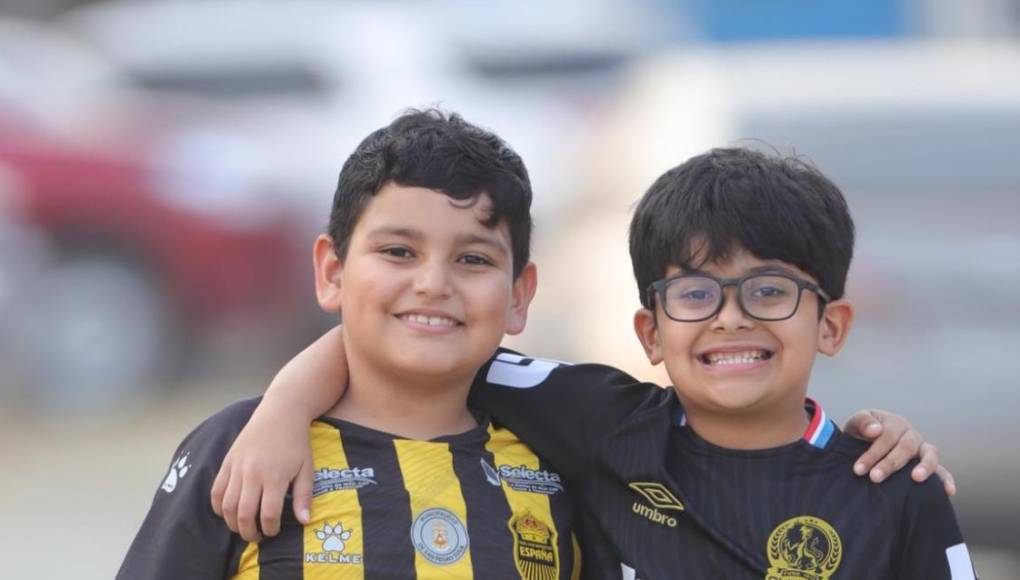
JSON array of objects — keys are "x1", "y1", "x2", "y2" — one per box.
[
  {"x1": 315, "y1": 522, "x2": 354, "y2": 552},
  {"x1": 161, "y1": 453, "x2": 191, "y2": 493}
]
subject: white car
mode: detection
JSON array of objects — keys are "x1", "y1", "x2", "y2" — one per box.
[
  {"x1": 0, "y1": 17, "x2": 151, "y2": 144},
  {"x1": 62, "y1": 0, "x2": 635, "y2": 222}
]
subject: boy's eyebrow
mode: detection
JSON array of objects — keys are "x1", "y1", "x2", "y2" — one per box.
[
  {"x1": 366, "y1": 226, "x2": 423, "y2": 241},
  {"x1": 455, "y1": 233, "x2": 510, "y2": 255},
  {"x1": 744, "y1": 264, "x2": 799, "y2": 276},
  {"x1": 366, "y1": 227, "x2": 509, "y2": 255}
]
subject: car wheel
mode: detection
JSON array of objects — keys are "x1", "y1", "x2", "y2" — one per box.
[{"x1": 13, "y1": 250, "x2": 184, "y2": 410}]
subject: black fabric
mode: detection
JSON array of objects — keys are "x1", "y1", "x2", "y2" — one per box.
[
  {"x1": 116, "y1": 399, "x2": 257, "y2": 580},
  {"x1": 471, "y1": 349, "x2": 970, "y2": 579}
]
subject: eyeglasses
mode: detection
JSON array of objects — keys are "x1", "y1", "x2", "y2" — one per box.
[{"x1": 647, "y1": 272, "x2": 831, "y2": 323}]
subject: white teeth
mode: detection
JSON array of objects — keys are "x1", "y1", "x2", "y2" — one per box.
[
  {"x1": 401, "y1": 313, "x2": 457, "y2": 327},
  {"x1": 704, "y1": 350, "x2": 768, "y2": 365}
]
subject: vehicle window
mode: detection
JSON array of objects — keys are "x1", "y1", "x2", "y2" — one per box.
[
  {"x1": 465, "y1": 51, "x2": 628, "y2": 84},
  {"x1": 127, "y1": 62, "x2": 330, "y2": 98},
  {"x1": 741, "y1": 109, "x2": 1020, "y2": 190}
]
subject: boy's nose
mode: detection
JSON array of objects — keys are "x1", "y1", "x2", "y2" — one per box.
[
  {"x1": 710, "y1": 287, "x2": 754, "y2": 331},
  {"x1": 413, "y1": 260, "x2": 453, "y2": 298}
]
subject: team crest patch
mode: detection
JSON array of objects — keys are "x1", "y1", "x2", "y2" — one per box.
[
  {"x1": 766, "y1": 516, "x2": 843, "y2": 579},
  {"x1": 509, "y1": 511, "x2": 559, "y2": 580},
  {"x1": 410, "y1": 508, "x2": 469, "y2": 565}
]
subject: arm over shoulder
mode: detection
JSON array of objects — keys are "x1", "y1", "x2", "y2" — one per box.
[
  {"x1": 469, "y1": 349, "x2": 671, "y2": 480},
  {"x1": 116, "y1": 399, "x2": 258, "y2": 580}
]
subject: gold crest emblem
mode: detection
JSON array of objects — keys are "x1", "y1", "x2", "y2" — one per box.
[
  {"x1": 509, "y1": 511, "x2": 559, "y2": 580},
  {"x1": 766, "y1": 516, "x2": 842, "y2": 580},
  {"x1": 431, "y1": 521, "x2": 449, "y2": 549}
]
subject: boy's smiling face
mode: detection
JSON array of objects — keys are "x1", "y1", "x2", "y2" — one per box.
[
  {"x1": 634, "y1": 247, "x2": 853, "y2": 419},
  {"x1": 315, "y1": 181, "x2": 535, "y2": 386}
]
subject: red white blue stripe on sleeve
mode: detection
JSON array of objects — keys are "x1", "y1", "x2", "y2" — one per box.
[{"x1": 803, "y1": 398, "x2": 836, "y2": 449}]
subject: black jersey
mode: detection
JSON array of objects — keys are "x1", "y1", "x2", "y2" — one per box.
[
  {"x1": 117, "y1": 397, "x2": 583, "y2": 580},
  {"x1": 469, "y1": 350, "x2": 976, "y2": 580}
]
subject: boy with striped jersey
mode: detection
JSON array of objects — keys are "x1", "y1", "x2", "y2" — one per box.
[{"x1": 117, "y1": 110, "x2": 589, "y2": 580}]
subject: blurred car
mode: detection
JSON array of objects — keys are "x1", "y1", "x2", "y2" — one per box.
[
  {"x1": 59, "y1": 0, "x2": 492, "y2": 226},
  {"x1": 431, "y1": 0, "x2": 677, "y2": 218},
  {"x1": 0, "y1": 17, "x2": 139, "y2": 144},
  {"x1": 0, "y1": 181, "x2": 47, "y2": 393},
  {"x1": 0, "y1": 115, "x2": 309, "y2": 409},
  {"x1": 526, "y1": 41, "x2": 1020, "y2": 550},
  {"x1": 61, "y1": 0, "x2": 643, "y2": 222}
]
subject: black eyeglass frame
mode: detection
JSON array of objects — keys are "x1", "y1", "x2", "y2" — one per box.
[{"x1": 647, "y1": 271, "x2": 832, "y2": 323}]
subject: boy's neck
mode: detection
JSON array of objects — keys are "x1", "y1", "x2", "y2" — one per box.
[
  {"x1": 681, "y1": 397, "x2": 812, "y2": 450},
  {"x1": 327, "y1": 361, "x2": 478, "y2": 441}
]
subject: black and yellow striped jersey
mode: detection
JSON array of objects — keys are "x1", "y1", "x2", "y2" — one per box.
[
  {"x1": 117, "y1": 397, "x2": 583, "y2": 580},
  {"x1": 470, "y1": 350, "x2": 975, "y2": 580}
]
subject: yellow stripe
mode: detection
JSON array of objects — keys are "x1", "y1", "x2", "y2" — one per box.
[
  {"x1": 230, "y1": 543, "x2": 260, "y2": 579},
  {"x1": 394, "y1": 439, "x2": 473, "y2": 579},
  {"x1": 486, "y1": 425, "x2": 562, "y2": 580},
  {"x1": 303, "y1": 421, "x2": 365, "y2": 580},
  {"x1": 570, "y1": 533, "x2": 581, "y2": 580}
]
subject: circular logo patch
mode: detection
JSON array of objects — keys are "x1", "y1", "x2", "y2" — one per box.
[
  {"x1": 766, "y1": 515, "x2": 842, "y2": 580},
  {"x1": 410, "y1": 508, "x2": 469, "y2": 565}
]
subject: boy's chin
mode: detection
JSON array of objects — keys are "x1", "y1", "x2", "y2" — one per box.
[
  {"x1": 387, "y1": 352, "x2": 487, "y2": 381},
  {"x1": 673, "y1": 382, "x2": 778, "y2": 415}
]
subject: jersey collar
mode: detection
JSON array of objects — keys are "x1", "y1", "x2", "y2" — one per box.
[{"x1": 673, "y1": 398, "x2": 837, "y2": 449}]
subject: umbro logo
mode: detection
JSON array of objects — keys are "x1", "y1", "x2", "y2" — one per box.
[
  {"x1": 629, "y1": 482, "x2": 684, "y2": 511},
  {"x1": 629, "y1": 482, "x2": 683, "y2": 528}
]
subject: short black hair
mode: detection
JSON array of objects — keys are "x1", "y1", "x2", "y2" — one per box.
[
  {"x1": 329, "y1": 109, "x2": 533, "y2": 277},
  {"x1": 629, "y1": 146, "x2": 855, "y2": 309}
]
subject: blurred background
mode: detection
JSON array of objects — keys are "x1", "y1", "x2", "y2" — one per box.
[{"x1": 0, "y1": 0, "x2": 1018, "y2": 578}]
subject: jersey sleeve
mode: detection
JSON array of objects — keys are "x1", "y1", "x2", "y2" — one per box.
[
  {"x1": 468, "y1": 348, "x2": 673, "y2": 481},
  {"x1": 894, "y1": 473, "x2": 976, "y2": 580},
  {"x1": 115, "y1": 399, "x2": 257, "y2": 580}
]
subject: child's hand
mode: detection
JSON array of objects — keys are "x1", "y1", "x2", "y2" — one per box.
[
  {"x1": 844, "y1": 409, "x2": 956, "y2": 496},
  {"x1": 211, "y1": 405, "x2": 314, "y2": 542},
  {"x1": 211, "y1": 325, "x2": 348, "y2": 541}
]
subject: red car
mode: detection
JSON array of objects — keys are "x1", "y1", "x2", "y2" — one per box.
[{"x1": 0, "y1": 120, "x2": 313, "y2": 407}]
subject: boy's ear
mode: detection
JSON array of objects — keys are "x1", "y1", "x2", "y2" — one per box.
[
  {"x1": 633, "y1": 307, "x2": 664, "y2": 365},
  {"x1": 817, "y1": 298, "x2": 854, "y2": 356},
  {"x1": 505, "y1": 262, "x2": 538, "y2": 335},
  {"x1": 313, "y1": 234, "x2": 343, "y2": 314}
]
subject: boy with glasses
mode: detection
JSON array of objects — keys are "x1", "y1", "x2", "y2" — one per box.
[{"x1": 214, "y1": 147, "x2": 966, "y2": 577}]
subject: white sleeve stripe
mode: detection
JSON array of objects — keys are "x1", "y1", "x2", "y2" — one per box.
[
  {"x1": 620, "y1": 562, "x2": 637, "y2": 580},
  {"x1": 487, "y1": 356, "x2": 565, "y2": 388},
  {"x1": 947, "y1": 543, "x2": 976, "y2": 580}
]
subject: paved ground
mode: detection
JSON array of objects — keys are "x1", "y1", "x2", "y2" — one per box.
[
  {"x1": 0, "y1": 380, "x2": 253, "y2": 580},
  {"x1": 1, "y1": 382, "x2": 1016, "y2": 580}
]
